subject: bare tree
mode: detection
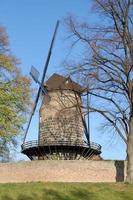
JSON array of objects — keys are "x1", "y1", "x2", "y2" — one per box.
[{"x1": 65, "y1": 0, "x2": 133, "y2": 183}]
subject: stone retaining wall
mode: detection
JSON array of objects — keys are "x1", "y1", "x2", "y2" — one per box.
[{"x1": 0, "y1": 160, "x2": 126, "y2": 183}]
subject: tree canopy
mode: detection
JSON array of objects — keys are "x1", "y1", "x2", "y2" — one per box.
[{"x1": 0, "y1": 26, "x2": 32, "y2": 144}]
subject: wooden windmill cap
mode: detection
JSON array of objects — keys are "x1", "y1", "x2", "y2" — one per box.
[{"x1": 45, "y1": 73, "x2": 85, "y2": 93}]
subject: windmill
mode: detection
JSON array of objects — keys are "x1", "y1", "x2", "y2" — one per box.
[{"x1": 21, "y1": 21, "x2": 101, "y2": 160}]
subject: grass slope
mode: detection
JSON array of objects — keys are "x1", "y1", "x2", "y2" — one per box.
[{"x1": 0, "y1": 182, "x2": 133, "y2": 200}]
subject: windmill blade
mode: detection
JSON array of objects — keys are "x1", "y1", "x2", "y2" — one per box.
[
  {"x1": 30, "y1": 66, "x2": 40, "y2": 83},
  {"x1": 22, "y1": 20, "x2": 60, "y2": 145},
  {"x1": 86, "y1": 89, "x2": 90, "y2": 144}
]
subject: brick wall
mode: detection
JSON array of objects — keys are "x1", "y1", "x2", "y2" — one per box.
[{"x1": 0, "y1": 160, "x2": 126, "y2": 183}]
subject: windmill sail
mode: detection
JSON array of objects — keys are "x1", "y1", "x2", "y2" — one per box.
[
  {"x1": 23, "y1": 20, "x2": 60, "y2": 145},
  {"x1": 86, "y1": 89, "x2": 90, "y2": 144}
]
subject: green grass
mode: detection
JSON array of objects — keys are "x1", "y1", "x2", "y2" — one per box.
[{"x1": 0, "y1": 182, "x2": 133, "y2": 200}]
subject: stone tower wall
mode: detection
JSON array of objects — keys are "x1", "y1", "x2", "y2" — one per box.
[{"x1": 39, "y1": 90, "x2": 84, "y2": 145}]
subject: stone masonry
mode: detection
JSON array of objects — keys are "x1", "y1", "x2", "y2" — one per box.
[
  {"x1": 39, "y1": 90, "x2": 84, "y2": 145},
  {"x1": 0, "y1": 160, "x2": 126, "y2": 183}
]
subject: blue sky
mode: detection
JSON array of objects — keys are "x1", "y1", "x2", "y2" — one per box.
[{"x1": 0, "y1": 0, "x2": 126, "y2": 160}]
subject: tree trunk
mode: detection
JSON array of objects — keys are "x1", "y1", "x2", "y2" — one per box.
[{"x1": 127, "y1": 116, "x2": 133, "y2": 183}]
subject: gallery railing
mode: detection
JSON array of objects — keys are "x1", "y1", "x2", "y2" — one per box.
[{"x1": 21, "y1": 139, "x2": 101, "y2": 152}]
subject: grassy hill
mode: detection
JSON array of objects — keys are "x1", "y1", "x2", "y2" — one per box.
[{"x1": 0, "y1": 182, "x2": 133, "y2": 200}]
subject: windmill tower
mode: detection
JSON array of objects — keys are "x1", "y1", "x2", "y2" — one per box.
[
  {"x1": 22, "y1": 73, "x2": 101, "y2": 160},
  {"x1": 21, "y1": 21, "x2": 101, "y2": 160},
  {"x1": 39, "y1": 74, "x2": 85, "y2": 159}
]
